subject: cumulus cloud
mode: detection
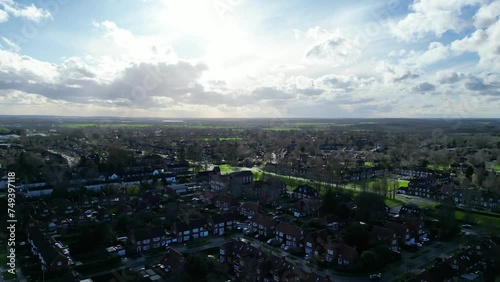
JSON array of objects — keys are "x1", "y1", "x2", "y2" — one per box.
[
  {"x1": 390, "y1": 0, "x2": 484, "y2": 40},
  {"x1": 413, "y1": 82, "x2": 436, "y2": 92},
  {"x1": 436, "y1": 71, "x2": 467, "y2": 84},
  {"x1": 473, "y1": 1, "x2": 500, "y2": 28},
  {"x1": 376, "y1": 61, "x2": 420, "y2": 83},
  {"x1": 305, "y1": 35, "x2": 361, "y2": 66},
  {"x1": 451, "y1": 19, "x2": 500, "y2": 70},
  {"x1": 0, "y1": 0, "x2": 52, "y2": 23}
]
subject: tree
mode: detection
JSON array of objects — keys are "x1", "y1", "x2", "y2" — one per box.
[
  {"x1": 342, "y1": 223, "x2": 370, "y2": 252},
  {"x1": 361, "y1": 251, "x2": 380, "y2": 270},
  {"x1": 471, "y1": 167, "x2": 485, "y2": 186},
  {"x1": 355, "y1": 192, "x2": 386, "y2": 223},
  {"x1": 437, "y1": 203, "x2": 459, "y2": 240},
  {"x1": 484, "y1": 172, "x2": 499, "y2": 193}
]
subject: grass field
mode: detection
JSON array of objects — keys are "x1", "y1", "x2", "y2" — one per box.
[
  {"x1": 398, "y1": 180, "x2": 410, "y2": 187},
  {"x1": 493, "y1": 163, "x2": 500, "y2": 172},
  {"x1": 61, "y1": 123, "x2": 154, "y2": 128},
  {"x1": 455, "y1": 210, "x2": 500, "y2": 229},
  {"x1": 385, "y1": 198, "x2": 404, "y2": 207},
  {"x1": 426, "y1": 164, "x2": 448, "y2": 171},
  {"x1": 217, "y1": 164, "x2": 235, "y2": 174}
]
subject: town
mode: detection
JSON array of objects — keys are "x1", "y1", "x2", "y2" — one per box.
[{"x1": 0, "y1": 117, "x2": 499, "y2": 282}]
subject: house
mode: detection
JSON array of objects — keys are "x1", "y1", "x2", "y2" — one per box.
[
  {"x1": 255, "y1": 255, "x2": 294, "y2": 282},
  {"x1": 229, "y1": 170, "x2": 254, "y2": 185},
  {"x1": 371, "y1": 225, "x2": 399, "y2": 252},
  {"x1": 172, "y1": 219, "x2": 208, "y2": 242},
  {"x1": 319, "y1": 214, "x2": 346, "y2": 230},
  {"x1": 219, "y1": 240, "x2": 265, "y2": 280},
  {"x1": 239, "y1": 202, "x2": 263, "y2": 219},
  {"x1": 27, "y1": 228, "x2": 74, "y2": 273},
  {"x1": 208, "y1": 212, "x2": 238, "y2": 235},
  {"x1": 293, "y1": 198, "x2": 319, "y2": 217},
  {"x1": 292, "y1": 185, "x2": 319, "y2": 199},
  {"x1": 210, "y1": 174, "x2": 229, "y2": 191},
  {"x1": 385, "y1": 221, "x2": 412, "y2": 245},
  {"x1": 250, "y1": 213, "x2": 277, "y2": 237},
  {"x1": 200, "y1": 190, "x2": 218, "y2": 204},
  {"x1": 215, "y1": 194, "x2": 239, "y2": 211},
  {"x1": 275, "y1": 222, "x2": 304, "y2": 248},
  {"x1": 399, "y1": 204, "x2": 423, "y2": 220},
  {"x1": 166, "y1": 163, "x2": 189, "y2": 175},
  {"x1": 304, "y1": 229, "x2": 333, "y2": 258},
  {"x1": 128, "y1": 227, "x2": 167, "y2": 253},
  {"x1": 406, "y1": 219, "x2": 427, "y2": 242},
  {"x1": 97, "y1": 206, "x2": 113, "y2": 222},
  {"x1": 414, "y1": 262, "x2": 456, "y2": 282},
  {"x1": 161, "y1": 247, "x2": 185, "y2": 274},
  {"x1": 333, "y1": 244, "x2": 359, "y2": 266},
  {"x1": 116, "y1": 203, "x2": 134, "y2": 216},
  {"x1": 72, "y1": 207, "x2": 89, "y2": 225}
]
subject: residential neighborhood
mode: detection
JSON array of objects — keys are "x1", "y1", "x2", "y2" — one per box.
[{"x1": 0, "y1": 117, "x2": 499, "y2": 282}]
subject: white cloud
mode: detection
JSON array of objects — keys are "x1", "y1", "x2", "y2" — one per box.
[
  {"x1": 1, "y1": 37, "x2": 20, "y2": 52},
  {"x1": 375, "y1": 61, "x2": 421, "y2": 83},
  {"x1": 451, "y1": 19, "x2": 500, "y2": 70},
  {"x1": 473, "y1": 1, "x2": 500, "y2": 28},
  {"x1": 304, "y1": 32, "x2": 361, "y2": 66},
  {"x1": 390, "y1": 0, "x2": 484, "y2": 41},
  {"x1": 0, "y1": 0, "x2": 52, "y2": 23},
  {"x1": 0, "y1": 9, "x2": 8, "y2": 23}
]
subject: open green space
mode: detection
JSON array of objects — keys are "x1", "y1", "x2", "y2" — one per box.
[
  {"x1": 455, "y1": 210, "x2": 500, "y2": 228},
  {"x1": 385, "y1": 198, "x2": 403, "y2": 207},
  {"x1": 398, "y1": 180, "x2": 410, "y2": 188},
  {"x1": 426, "y1": 164, "x2": 447, "y2": 171},
  {"x1": 218, "y1": 164, "x2": 235, "y2": 174},
  {"x1": 61, "y1": 123, "x2": 154, "y2": 128},
  {"x1": 493, "y1": 163, "x2": 500, "y2": 172}
]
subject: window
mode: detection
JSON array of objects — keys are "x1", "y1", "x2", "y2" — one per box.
[{"x1": 57, "y1": 261, "x2": 62, "y2": 266}]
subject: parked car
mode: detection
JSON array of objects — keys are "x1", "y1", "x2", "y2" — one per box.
[
  {"x1": 369, "y1": 273, "x2": 381, "y2": 280},
  {"x1": 255, "y1": 234, "x2": 260, "y2": 239},
  {"x1": 462, "y1": 224, "x2": 472, "y2": 229},
  {"x1": 267, "y1": 238, "x2": 276, "y2": 244},
  {"x1": 283, "y1": 245, "x2": 290, "y2": 251}
]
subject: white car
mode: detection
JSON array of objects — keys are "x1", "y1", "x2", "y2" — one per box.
[
  {"x1": 267, "y1": 238, "x2": 276, "y2": 244},
  {"x1": 283, "y1": 246, "x2": 291, "y2": 251}
]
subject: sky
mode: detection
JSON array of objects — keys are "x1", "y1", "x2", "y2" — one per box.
[{"x1": 0, "y1": 0, "x2": 499, "y2": 118}]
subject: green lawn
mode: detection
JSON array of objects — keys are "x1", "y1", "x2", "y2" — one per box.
[
  {"x1": 493, "y1": 163, "x2": 500, "y2": 172},
  {"x1": 398, "y1": 180, "x2": 410, "y2": 188},
  {"x1": 218, "y1": 164, "x2": 235, "y2": 174},
  {"x1": 426, "y1": 164, "x2": 447, "y2": 171},
  {"x1": 455, "y1": 210, "x2": 500, "y2": 229},
  {"x1": 364, "y1": 161, "x2": 374, "y2": 167},
  {"x1": 385, "y1": 198, "x2": 403, "y2": 207}
]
